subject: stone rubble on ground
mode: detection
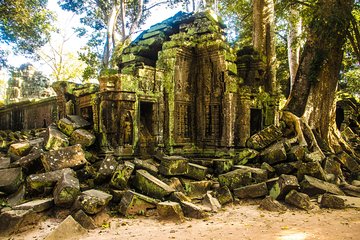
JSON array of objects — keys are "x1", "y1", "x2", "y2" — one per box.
[{"x1": 0, "y1": 114, "x2": 359, "y2": 236}]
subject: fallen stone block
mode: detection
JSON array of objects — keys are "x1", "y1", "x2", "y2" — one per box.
[
  {"x1": 215, "y1": 185, "x2": 233, "y2": 205},
  {"x1": 134, "y1": 158, "x2": 159, "y2": 176},
  {"x1": 202, "y1": 191, "x2": 221, "y2": 212},
  {"x1": 134, "y1": 169, "x2": 175, "y2": 199},
  {"x1": 72, "y1": 209, "x2": 97, "y2": 230},
  {"x1": 234, "y1": 148, "x2": 259, "y2": 165},
  {"x1": 41, "y1": 144, "x2": 88, "y2": 171},
  {"x1": 44, "y1": 215, "x2": 87, "y2": 240},
  {"x1": 45, "y1": 125, "x2": 69, "y2": 151},
  {"x1": 27, "y1": 168, "x2": 73, "y2": 193},
  {"x1": 297, "y1": 161, "x2": 327, "y2": 181},
  {"x1": 320, "y1": 193, "x2": 345, "y2": 209},
  {"x1": 57, "y1": 118, "x2": 78, "y2": 136},
  {"x1": 288, "y1": 145, "x2": 306, "y2": 161},
  {"x1": 111, "y1": 161, "x2": 135, "y2": 189},
  {"x1": 339, "y1": 183, "x2": 360, "y2": 197},
  {"x1": 213, "y1": 159, "x2": 234, "y2": 174},
  {"x1": 336, "y1": 152, "x2": 360, "y2": 173},
  {"x1": 304, "y1": 151, "x2": 325, "y2": 162},
  {"x1": 233, "y1": 182, "x2": 268, "y2": 199},
  {"x1": 70, "y1": 129, "x2": 96, "y2": 147},
  {"x1": 232, "y1": 165, "x2": 268, "y2": 182},
  {"x1": 0, "y1": 157, "x2": 10, "y2": 169},
  {"x1": 180, "y1": 201, "x2": 209, "y2": 219},
  {"x1": 75, "y1": 189, "x2": 113, "y2": 215},
  {"x1": 285, "y1": 190, "x2": 313, "y2": 210},
  {"x1": 96, "y1": 155, "x2": 119, "y2": 183},
  {"x1": 323, "y1": 157, "x2": 344, "y2": 182},
  {"x1": 53, "y1": 169, "x2": 80, "y2": 207},
  {"x1": 159, "y1": 156, "x2": 188, "y2": 176},
  {"x1": 333, "y1": 195, "x2": 360, "y2": 208},
  {"x1": 157, "y1": 201, "x2": 185, "y2": 222},
  {"x1": 164, "y1": 177, "x2": 185, "y2": 193},
  {"x1": 218, "y1": 169, "x2": 252, "y2": 189},
  {"x1": 246, "y1": 124, "x2": 283, "y2": 150},
  {"x1": 183, "y1": 180, "x2": 213, "y2": 199},
  {"x1": 13, "y1": 198, "x2": 54, "y2": 212},
  {"x1": 8, "y1": 142, "x2": 32, "y2": 158},
  {"x1": 269, "y1": 174, "x2": 299, "y2": 200},
  {"x1": 11, "y1": 148, "x2": 42, "y2": 174},
  {"x1": 261, "y1": 162, "x2": 276, "y2": 178},
  {"x1": 0, "y1": 167, "x2": 23, "y2": 194},
  {"x1": 118, "y1": 190, "x2": 158, "y2": 216},
  {"x1": 273, "y1": 162, "x2": 298, "y2": 175},
  {"x1": 259, "y1": 196, "x2": 287, "y2": 212},
  {"x1": 7, "y1": 184, "x2": 26, "y2": 207},
  {"x1": 185, "y1": 163, "x2": 208, "y2": 180},
  {"x1": 189, "y1": 158, "x2": 214, "y2": 167},
  {"x1": 259, "y1": 142, "x2": 287, "y2": 165},
  {"x1": 67, "y1": 115, "x2": 91, "y2": 129},
  {"x1": 169, "y1": 191, "x2": 192, "y2": 203},
  {"x1": 0, "y1": 209, "x2": 40, "y2": 237},
  {"x1": 300, "y1": 175, "x2": 344, "y2": 196}
]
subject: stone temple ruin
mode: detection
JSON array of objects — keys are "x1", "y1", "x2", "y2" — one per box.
[
  {"x1": 51, "y1": 11, "x2": 277, "y2": 157},
  {"x1": 1, "y1": 11, "x2": 360, "y2": 236}
]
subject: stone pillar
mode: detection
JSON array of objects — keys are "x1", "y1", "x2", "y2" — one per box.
[{"x1": 237, "y1": 92, "x2": 251, "y2": 147}]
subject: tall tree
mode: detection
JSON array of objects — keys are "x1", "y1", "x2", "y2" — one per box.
[
  {"x1": 284, "y1": 0, "x2": 355, "y2": 152},
  {"x1": 0, "y1": 0, "x2": 55, "y2": 66},
  {"x1": 287, "y1": 3, "x2": 302, "y2": 91},
  {"x1": 252, "y1": 0, "x2": 277, "y2": 94}
]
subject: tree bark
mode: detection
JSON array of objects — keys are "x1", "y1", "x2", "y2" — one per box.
[
  {"x1": 287, "y1": 4, "x2": 302, "y2": 91},
  {"x1": 252, "y1": 0, "x2": 276, "y2": 93},
  {"x1": 285, "y1": 0, "x2": 354, "y2": 150}
]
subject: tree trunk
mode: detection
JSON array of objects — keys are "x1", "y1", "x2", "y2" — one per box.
[
  {"x1": 102, "y1": 4, "x2": 121, "y2": 69},
  {"x1": 285, "y1": 0, "x2": 354, "y2": 151},
  {"x1": 287, "y1": 4, "x2": 302, "y2": 91},
  {"x1": 252, "y1": 0, "x2": 276, "y2": 94}
]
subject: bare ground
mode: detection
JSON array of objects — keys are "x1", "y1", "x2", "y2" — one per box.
[{"x1": 5, "y1": 201, "x2": 360, "y2": 240}]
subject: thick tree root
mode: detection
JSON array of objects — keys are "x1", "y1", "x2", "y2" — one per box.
[{"x1": 281, "y1": 111, "x2": 325, "y2": 158}]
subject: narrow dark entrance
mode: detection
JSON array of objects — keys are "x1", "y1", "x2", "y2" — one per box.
[
  {"x1": 336, "y1": 107, "x2": 344, "y2": 130},
  {"x1": 139, "y1": 101, "x2": 155, "y2": 156},
  {"x1": 140, "y1": 102, "x2": 154, "y2": 135},
  {"x1": 250, "y1": 108, "x2": 262, "y2": 135}
]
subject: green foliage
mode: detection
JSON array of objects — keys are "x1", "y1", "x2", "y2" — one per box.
[
  {"x1": 218, "y1": 0, "x2": 252, "y2": 46},
  {"x1": 0, "y1": 0, "x2": 55, "y2": 65}
]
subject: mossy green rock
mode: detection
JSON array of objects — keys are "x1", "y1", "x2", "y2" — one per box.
[
  {"x1": 246, "y1": 125, "x2": 283, "y2": 150},
  {"x1": 70, "y1": 129, "x2": 95, "y2": 147},
  {"x1": 134, "y1": 169, "x2": 175, "y2": 199},
  {"x1": 111, "y1": 161, "x2": 135, "y2": 189},
  {"x1": 233, "y1": 182, "x2": 268, "y2": 199},
  {"x1": 57, "y1": 118, "x2": 77, "y2": 136},
  {"x1": 184, "y1": 180, "x2": 212, "y2": 199},
  {"x1": 157, "y1": 201, "x2": 185, "y2": 222},
  {"x1": 285, "y1": 190, "x2": 313, "y2": 210},
  {"x1": 159, "y1": 156, "x2": 188, "y2": 176},
  {"x1": 269, "y1": 174, "x2": 299, "y2": 200},
  {"x1": 96, "y1": 155, "x2": 118, "y2": 183},
  {"x1": 215, "y1": 186, "x2": 233, "y2": 205},
  {"x1": 53, "y1": 169, "x2": 80, "y2": 207},
  {"x1": 41, "y1": 144, "x2": 88, "y2": 171},
  {"x1": 218, "y1": 169, "x2": 253, "y2": 190},
  {"x1": 213, "y1": 159, "x2": 233, "y2": 174},
  {"x1": 8, "y1": 142, "x2": 32, "y2": 157},
  {"x1": 118, "y1": 190, "x2": 158, "y2": 216},
  {"x1": 27, "y1": 168, "x2": 73, "y2": 193},
  {"x1": 45, "y1": 125, "x2": 69, "y2": 151},
  {"x1": 259, "y1": 142, "x2": 287, "y2": 165},
  {"x1": 300, "y1": 175, "x2": 344, "y2": 196},
  {"x1": 76, "y1": 189, "x2": 113, "y2": 215},
  {"x1": 0, "y1": 167, "x2": 23, "y2": 194},
  {"x1": 185, "y1": 163, "x2": 208, "y2": 180}
]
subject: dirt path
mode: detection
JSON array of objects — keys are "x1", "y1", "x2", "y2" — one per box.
[{"x1": 7, "y1": 202, "x2": 360, "y2": 240}]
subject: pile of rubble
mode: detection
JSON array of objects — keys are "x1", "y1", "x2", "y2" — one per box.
[{"x1": 1, "y1": 115, "x2": 360, "y2": 236}]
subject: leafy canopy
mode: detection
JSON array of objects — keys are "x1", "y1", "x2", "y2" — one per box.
[{"x1": 0, "y1": 0, "x2": 55, "y2": 66}]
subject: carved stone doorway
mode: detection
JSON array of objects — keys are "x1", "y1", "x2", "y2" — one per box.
[{"x1": 139, "y1": 101, "x2": 155, "y2": 156}]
